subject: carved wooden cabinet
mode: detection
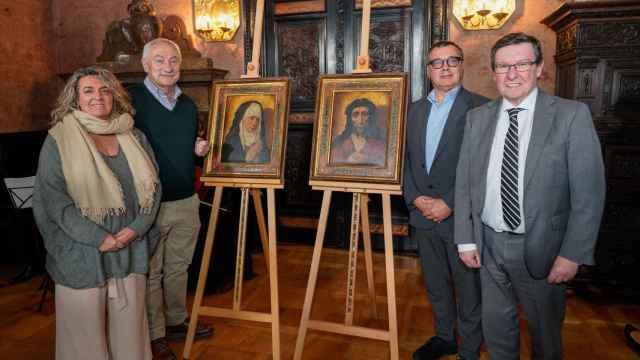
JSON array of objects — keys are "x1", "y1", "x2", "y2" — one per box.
[
  {"x1": 241, "y1": 0, "x2": 449, "y2": 252},
  {"x1": 543, "y1": 0, "x2": 640, "y2": 287}
]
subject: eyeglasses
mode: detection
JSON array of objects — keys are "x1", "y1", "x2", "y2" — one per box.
[
  {"x1": 428, "y1": 56, "x2": 463, "y2": 69},
  {"x1": 494, "y1": 60, "x2": 537, "y2": 74}
]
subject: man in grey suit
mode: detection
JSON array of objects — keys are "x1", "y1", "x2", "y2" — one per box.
[
  {"x1": 404, "y1": 41, "x2": 488, "y2": 360},
  {"x1": 455, "y1": 32, "x2": 606, "y2": 359}
]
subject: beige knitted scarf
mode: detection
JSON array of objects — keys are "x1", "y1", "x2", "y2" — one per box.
[{"x1": 49, "y1": 110, "x2": 159, "y2": 224}]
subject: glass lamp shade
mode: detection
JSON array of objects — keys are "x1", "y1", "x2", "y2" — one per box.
[
  {"x1": 193, "y1": 0, "x2": 241, "y2": 41},
  {"x1": 452, "y1": 0, "x2": 516, "y2": 30}
]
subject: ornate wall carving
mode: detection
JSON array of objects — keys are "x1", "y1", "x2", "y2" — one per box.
[
  {"x1": 276, "y1": 20, "x2": 322, "y2": 106},
  {"x1": 281, "y1": 126, "x2": 317, "y2": 208},
  {"x1": 335, "y1": 0, "x2": 345, "y2": 74},
  {"x1": 620, "y1": 76, "x2": 640, "y2": 100},
  {"x1": 557, "y1": 25, "x2": 577, "y2": 53},
  {"x1": 579, "y1": 22, "x2": 640, "y2": 48},
  {"x1": 367, "y1": 15, "x2": 408, "y2": 72},
  {"x1": 355, "y1": 0, "x2": 412, "y2": 9}
]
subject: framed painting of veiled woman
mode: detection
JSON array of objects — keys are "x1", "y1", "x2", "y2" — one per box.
[{"x1": 203, "y1": 78, "x2": 290, "y2": 185}]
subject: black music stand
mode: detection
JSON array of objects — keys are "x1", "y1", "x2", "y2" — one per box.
[{"x1": 4, "y1": 176, "x2": 51, "y2": 311}]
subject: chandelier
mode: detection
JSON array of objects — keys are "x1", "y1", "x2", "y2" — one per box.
[
  {"x1": 452, "y1": 0, "x2": 516, "y2": 30},
  {"x1": 193, "y1": 0, "x2": 241, "y2": 41}
]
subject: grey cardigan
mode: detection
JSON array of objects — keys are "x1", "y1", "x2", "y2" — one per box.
[{"x1": 33, "y1": 129, "x2": 161, "y2": 289}]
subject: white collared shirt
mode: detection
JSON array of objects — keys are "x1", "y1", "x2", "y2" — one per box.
[
  {"x1": 143, "y1": 76, "x2": 182, "y2": 111},
  {"x1": 458, "y1": 87, "x2": 538, "y2": 252}
]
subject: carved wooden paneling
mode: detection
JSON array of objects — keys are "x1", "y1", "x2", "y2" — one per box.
[
  {"x1": 557, "y1": 24, "x2": 577, "y2": 54},
  {"x1": 275, "y1": 19, "x2": 323, "y2": 110},
  {"x1": 605, "y1": 145, "x2": 640, "y2": 181},
  {"x1": 354, "y1": 0, "x2": 412, "y2": 9},
  {"x1": 288, "y1": 112, "x2": 315, "y2": 124},
  {"x1": 556, "y1": 63, "x2": 576, "y2": 100},
  {"x1": 615, "y1": 72, "x2": 640, "y2": 109},
  {"x1": 579, "y1": 22, "x2": 640, "y2": 48},
  {"x1": 281, "y1": 126, "x2": 317, "y2": 208},
  {"x1": 274, "y1": 0, "x2": 325, "y2": 15},
  {"x1": 430, "y1": 0, "x2": 448, "y2": 43},
  {"x1": 355, "y1": 11, "x2": 410, "y2": 72},
  {"x1": 335, "y1": 0, "x2": 345, "y2": 74}
]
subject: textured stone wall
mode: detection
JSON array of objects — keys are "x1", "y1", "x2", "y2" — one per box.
[
  {"x1": 0, "y1": 0, "x2": 61, "y2": 133},
  {"x1": 450, "y1": 0, "x2": 563, "y2": 99},
  {"x1": 53, "y1": 0, "x2": 244, "y2": 77}
]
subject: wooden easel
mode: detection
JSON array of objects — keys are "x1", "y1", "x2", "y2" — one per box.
[
  {"x1": 183, "y1": 0, "x2": 282, "y2": 358},
  {"x1": 294, "y1": 1, "x2": 400, "y2": 359}
]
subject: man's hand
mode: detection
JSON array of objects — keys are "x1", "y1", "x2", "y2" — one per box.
[
  {"x1": 459, "y1": 249, "x2": 481, "y2": 268},
  {"x1": 194, "y1": 137, "x2": 210, "y2": 157},
  {"x1": 98, "y1": 234, "x2": 120, "y2": 252},
  {"x1": 547, "y1": 256, "x2": 579, "y2": 284},
  {"x1": 424, "y1": 198, "x2": 452, "y2": 223},
  {"x1": 114, "y1": 227, "x2": 137, "y2": 249},
  {"x1": 413, "y1": 196, "x2": 433, "y2": 218}
]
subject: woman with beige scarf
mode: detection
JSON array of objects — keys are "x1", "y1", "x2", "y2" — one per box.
[{"x1": 33, "y1": 66, "x2": 161, "y2": 360}]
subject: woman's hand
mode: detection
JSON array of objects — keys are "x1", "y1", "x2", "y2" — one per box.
[
  {"x1": 114, "y1": 227, "x2": 137, "y2": 248},
  {"x1": 98, "y1": 234, "x2": 120, "y2": 252}
]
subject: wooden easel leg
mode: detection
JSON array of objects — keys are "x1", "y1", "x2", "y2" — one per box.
[
  {"x1": 183, "y1": 186, "x2": 224, "y2": 359},
  {"x1": 345, "y1": 193, "x2": 361, "y2": 326},
  {"x1": 360, "y1": 193, "x2": 378, "y2": 319},
  {"x1": 382, "y1": 193, "x2": 399, "y2": 360},
  {"x1": 266, "y1": 189, "x2": 280, "y2": 359},
  {"x1": 233, "y1": 188, "x2": 250, "y2": 312},
  {"x1": 251, "y1": 189, "x2": 270, "y2": 275},
  {"x1": 293, "y1": 190, "x2": 333, "y2": 360}
]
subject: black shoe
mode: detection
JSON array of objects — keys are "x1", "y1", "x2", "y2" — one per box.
[
  {"x1": 625, "y1": 324, "x2": 640, "y2": 356},
  {"x1": 165, "y1": 320, "x2": 214, "y2": 341},
  {"x1": 412, "y1": 336, "x2": 458, "y2": 360},
  {"x1": 150, "y1": 338, "x2": 177, "y2": 360}
]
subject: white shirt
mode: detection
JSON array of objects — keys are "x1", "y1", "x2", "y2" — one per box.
[{"x1": 458, "y1": 87, "x2": 538, "y2": 253}]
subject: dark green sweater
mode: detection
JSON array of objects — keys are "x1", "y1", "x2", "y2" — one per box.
[{"x1": 129, "y1": 84, "x2": 198, "y2": 202}]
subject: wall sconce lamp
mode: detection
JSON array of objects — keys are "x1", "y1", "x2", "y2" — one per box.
[
  {"x1": 452, "y1": 0, "x2": 516, "y2": 30},
  {"x1": 193, "y1": 0, "x2": 241, "y2": 41}
]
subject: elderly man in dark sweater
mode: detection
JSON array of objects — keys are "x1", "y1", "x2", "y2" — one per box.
[{"x1": 129, "y1": 38, "x2": 212, "y2": 360}]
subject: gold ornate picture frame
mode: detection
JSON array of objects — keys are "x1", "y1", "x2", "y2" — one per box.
[
  {"x1": 310, "y1": 73, "x2": 408, "y2": 186},
  {"x1": 203, "y1": 78, "x2": 290, "y2": 185}
]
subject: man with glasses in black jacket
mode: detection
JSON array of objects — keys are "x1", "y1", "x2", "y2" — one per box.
[{"x1": 404, "y1": 41, "x2": 489, "y2": 360}]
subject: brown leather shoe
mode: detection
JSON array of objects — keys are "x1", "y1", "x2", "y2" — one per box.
[
  {"x1": 151, "y1": 338, "x2": 177, "y2": 360},
  {"x1": 166, "y1": 320, "x2": 214, "y2": 341}
]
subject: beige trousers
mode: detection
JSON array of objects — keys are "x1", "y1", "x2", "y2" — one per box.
[
  {"x1": 55, "y1": 273, "x2": 151, "y2": 360},
  {"x1": 147, "y1": 194, "x2": 201, "y2": 340}
]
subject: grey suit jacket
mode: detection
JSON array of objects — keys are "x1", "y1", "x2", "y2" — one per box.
[
  {"x1": 454, "y1": 90, "x2": 606, "y2": 279},
  {"x1": 403, "y1": 87, "x2": 489, "y2": 235}
]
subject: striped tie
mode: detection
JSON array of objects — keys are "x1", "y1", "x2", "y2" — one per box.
[{"x1": 501, "y1": 107, "x2": 524, "y2": 230}]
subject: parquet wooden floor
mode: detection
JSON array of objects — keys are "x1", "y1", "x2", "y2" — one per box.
[{"x1": 0, "y1": 244, "x2": 638, "y2": 359}]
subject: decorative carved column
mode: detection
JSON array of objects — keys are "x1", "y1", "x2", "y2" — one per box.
[{"x1": 543, "y1": 1, "x2": 640, "y2": 287}]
